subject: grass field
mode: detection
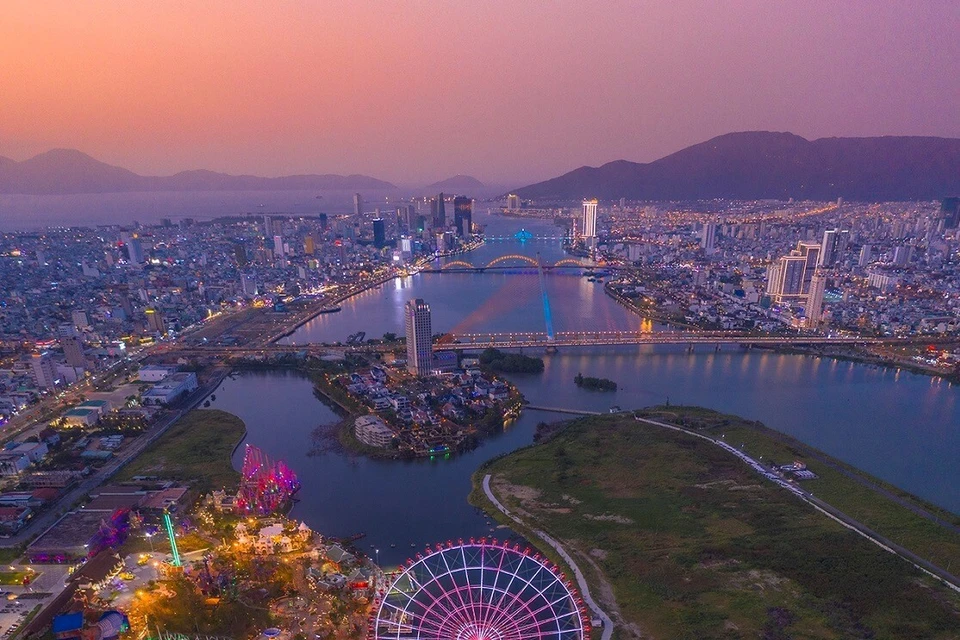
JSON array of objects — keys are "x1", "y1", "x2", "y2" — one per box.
[
  {"x1": 479, "y1": 408, "x2": 960, "y2": 639},
  {"x1": 116, "y1": 409, "x2": 246, "y2": 493}
]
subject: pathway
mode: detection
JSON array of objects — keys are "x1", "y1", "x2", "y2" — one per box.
[{"x1": 482, "y1": 474, "x2": 614, "y2": 640}]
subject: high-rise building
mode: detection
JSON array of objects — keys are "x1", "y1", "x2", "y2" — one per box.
[
  {"x1": 893, "y1": 245, "x2": 913, "y2": 265},
  {"x1": 273, "y1": 235, "x2": 285, "y2": 257},
  {"x1": 30, "y1": 352, "x2": 58, "y2": 390},
  {"x1": 71, "y1": 310, "x2": 90, "y2": 330},
  {"x1": 805, "y1": 272, "x2": 827, "y2": 329},
  {"x1": 353, "y1": 193, "x2": 363, "y2": 218},
  {"x1": 940, "y1": 197, "x2": 960, "y2": 229},
  {"x1": 234, "y1": 244, "x2": 248, "y2": 267},
  {"x1": 240, "y1": 273, "x2": 258, "y2": 297},
  {"x1": 304, "y1": 235, "x2": 315, "y2": 255},
  {"x1": 263, "y1": 215, "x2": 274, "y2": 238},
  {"x1": 507, "y1": 194, "x2": 520, "y2": 210},
  {"x1": 431, "y1": 193, "x2": 446, "y2": 229},
  {"x1": 453, "y1": 197, "x2": 473, "y2": 237},
  {"x1": 858, "y1": 245, "x2": 873, "y2": 267},
  {"x1": 405, "y1": 299, "x2": 433, "y2": 376},
  {"x1": 145, "y1": 307, "x2": 166, "y2": 335},
  {"x1": 766, "y1": 241, "x2": 821, "y2": 303},
  {"x1": 582, "y1": 199, "x2": 598, "y2": 240},
  {"x1": 373, "y1": 218, "x2": 386, "y2": 248},
  {"x1": 61, "y1": 336, "x2": 86, "y2": 369},
  {"x1": 121, "y1": 233, "x2": 145, "y2": 265},
  {"x1": 318, "y1": 213, "x2": 328, "y2": 231},
  {"x1": 818, "y1": 229, "x2": 849, "y2": 266},
  {"x1": 701, "y1": 222, "x2": 717, "y2": 254}
]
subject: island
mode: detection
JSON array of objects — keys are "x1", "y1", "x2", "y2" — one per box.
[
  {"x1": 474, "y1": 406, "x2": 960, "y2": 638},
  {"x1": 573, "y1": 372, "x2": 617, "y2": 391},
  {"x1": 479, "y1": 348, "x2": 545, "y2": 373}
]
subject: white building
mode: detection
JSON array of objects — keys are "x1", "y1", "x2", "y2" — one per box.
[
  {"x1": 141, "y1": 372, "x2": 198, "y2": 406},
  {"x1": 354, "y1": 415, "x2": 395, "y2": 448},
  {"x1": 138, "y1": 365, "x2": 178, "y2": 382},
  {"x1": 582, "y1": 199, "x2": 598, "y2": 240}
]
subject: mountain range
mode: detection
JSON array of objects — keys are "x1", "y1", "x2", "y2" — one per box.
[
  {"x1": 513, "y1": 132, "x2": 960, "y2": 202},
  {"x1": 0, "y1": 149, "x2": 397, "y2": 194}
]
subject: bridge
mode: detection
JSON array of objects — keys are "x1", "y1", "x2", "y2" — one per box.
[
  {"x1": 423, "y1": 255, "x2": 599, "y2": 272},
  {"x1": 434, "y1": 330, "x2": 923, "y2": 350}
]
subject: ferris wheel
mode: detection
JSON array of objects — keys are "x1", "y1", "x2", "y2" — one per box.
[{"x1": 370, "y1": 539, "x2": 589, "y2": 640}]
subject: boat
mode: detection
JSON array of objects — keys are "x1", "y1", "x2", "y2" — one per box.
[{"x1": 317, "y1": 306, "x2": 342, "y2": 314}]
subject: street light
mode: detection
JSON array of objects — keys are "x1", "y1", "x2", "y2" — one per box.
[
  {"x1": 145, "y1": 532, "x2": 154, "y2": 551},
  {"x1": 375, "y1": 549, "x2": 379, "y2": 566}
]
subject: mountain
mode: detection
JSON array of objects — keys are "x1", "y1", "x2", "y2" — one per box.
[
  {"x1": 0, "y1": 149, "x2": 396, "y2": 194},
  {"x1": 425, "y1": 175, "x2": 486, "y2": 191},
  {"x1": 513, "y1": 132, "x2": 960, "y2": 202}
]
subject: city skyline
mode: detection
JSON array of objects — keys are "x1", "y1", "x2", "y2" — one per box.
[{"x1": 2, "y1": 1, "x2": 959, "y2": 184}]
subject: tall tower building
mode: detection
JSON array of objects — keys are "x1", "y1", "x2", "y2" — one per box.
[
  {"x1": 273, "y1": 235, "x2": 285, "y2": 257},
  {"x1": 121, "y1": 233, "x2": 144, "y2": 265},
  {"x1": 234, "y1": 244, "x2": 248, "y2": 267},
  {"x1": 701, "y1": 222, "x2": 717, "y2": 254},
  {"x1": 431, "y1": 194, "x2": 447, "y2": 229},
  {"x1": 29, "y1": 352, "x2": 58, "y2": 390},
  {"x1": 767, "y1": 241, "x2": 822, "y2": 304},
  {"x1": 507, "y1": 194, "x2": 520, "y2": 210},
  {"x1": 373, "y1": 218, "x2": 386, "y2": 248},
  {"x1": 61, "y1": 336, "x2": 86, "y2": 369},
  {"x1": 304, "y1": 235, "x2": 315, "y2": 255},
  {"x1": 353, "y1": 193, "x2": 363, "y2": 218},
  {"x1": 453, "y1": 197, "x2": 473, "y2": 237},
  {"x1": 405, "y1": 299, "x2": 433, "y2": 376},
  {"x1": 805, "y1": 272, "x2": 827, "y2": 328},
  {"x1": 858, "y1": 245, "x2": 873, "y2": 267},
  {"x1": 145, "y1": 308, "x2": 166, "y2": 335},
  {"x1": 263, "y1": 215, "x2": 274, "y2": 238},
  {"x1": 581, "y1": 199, "x2": 598, "y2": 240}
]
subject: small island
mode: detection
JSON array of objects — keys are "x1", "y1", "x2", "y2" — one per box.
[
  {"x1": 479, "y1": 348, "x2": 545, "y2": 373},
  {"x1": 574, "y1": 372, "x2": 617, "y2": 391}
]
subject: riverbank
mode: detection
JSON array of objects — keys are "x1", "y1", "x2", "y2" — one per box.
[
  {"x1": 474, "y1": 407, "x2": 960, "y2": 638},
  {"x1": 604, "y1": 280, "x2": 960, "y2": 383},
  {"x1": 115, "y1": 409, "x2": 247, "y2": 494}
]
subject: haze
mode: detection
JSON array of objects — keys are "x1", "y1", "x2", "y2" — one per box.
[{"x1": 2, "y1": 1, "x2": 958, "y2": 185}]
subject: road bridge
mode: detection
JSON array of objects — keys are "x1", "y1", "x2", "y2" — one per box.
[{"x1": 434, "y1": 331, "x2": 928, "y2": 350}]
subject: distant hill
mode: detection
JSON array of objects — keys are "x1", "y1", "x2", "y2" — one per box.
[
  {"x1": 425, "y1": 175, "x2": 486, "y2": 191},
  {"x1": 513, "y1": 132, "x2": 960, "y2": 202},
  {"x1": 0, "y1": 149, "x2": 397, "y2": 194}
]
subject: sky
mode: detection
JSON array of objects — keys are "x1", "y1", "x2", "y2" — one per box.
[{"x1": 1, "y1": 1, "x2": 958, "y2": 185}]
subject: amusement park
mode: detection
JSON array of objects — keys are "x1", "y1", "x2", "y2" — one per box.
[{"x1": 3, "y1": 426, "x2": 598, "y2": 640}]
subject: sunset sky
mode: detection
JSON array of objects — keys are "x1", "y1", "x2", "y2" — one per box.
[{"x1": 1, "y1": 1, "x2": 958, "y2": 185}]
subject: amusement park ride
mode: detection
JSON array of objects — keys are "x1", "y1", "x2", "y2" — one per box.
[
  {"x1": 370, "y1": 539, "x2": 590, "y2": 640},
  {"x1": 236, "y1": 445, "x2": 301, "y2": 515}
]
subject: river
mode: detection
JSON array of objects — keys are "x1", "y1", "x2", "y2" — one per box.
[{"x1": 207, "y1": 211, "x2": 957, "y2": 566}]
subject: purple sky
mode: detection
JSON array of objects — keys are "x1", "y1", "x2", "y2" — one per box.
[{"x1": 1, "y1": 1, "x2": 958, "y2": 184}]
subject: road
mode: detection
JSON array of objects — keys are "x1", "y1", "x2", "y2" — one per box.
[
  {"x1": 0, "y1": 369, "x2": 227, "y2": 549},
  {"x1": 481, "y1": 475, "x2": 614, "y2": 640}
]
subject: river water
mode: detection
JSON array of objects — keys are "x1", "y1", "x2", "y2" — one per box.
[{"x1": 208, "y1": 211, "x2": 958, "y2": 566}]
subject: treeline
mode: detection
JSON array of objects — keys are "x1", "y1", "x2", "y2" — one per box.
[
  {"x1": 479, "y1": 348, "x2": 545, "y2": 373},
  {"x1": 574, "y1": 372, "x2": 617, "y2": 391}
]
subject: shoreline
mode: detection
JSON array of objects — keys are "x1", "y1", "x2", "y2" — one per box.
[{"x1": 602, "y1": 280, "x2": 959, "y2": 383}]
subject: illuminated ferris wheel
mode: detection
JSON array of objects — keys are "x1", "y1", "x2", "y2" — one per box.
[{"x1": 370, "y1": 539, "x2": 589, "y2": 640}]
